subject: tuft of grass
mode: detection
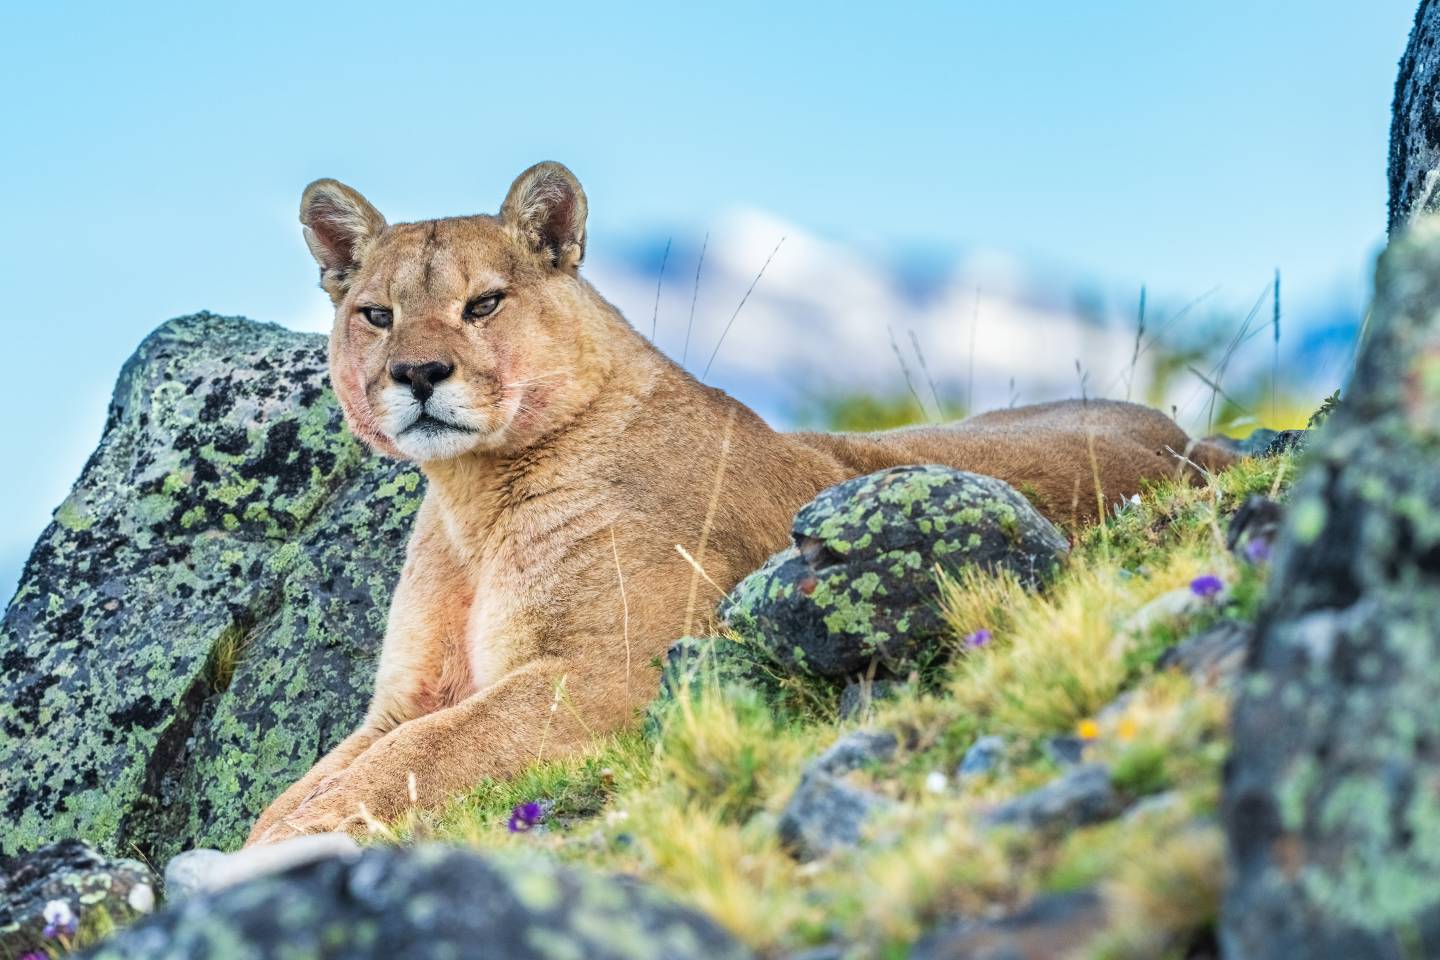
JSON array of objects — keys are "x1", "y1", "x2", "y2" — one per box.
[
  {"x1": 202, "y1": 622, "x2": 254, "y2": 694},
  {"x1": 653, "y1": 683, "x2": 821, "y2": 823},
  {"x1": 932, "y1": 555, "x2": 1214, "y2": 740}
]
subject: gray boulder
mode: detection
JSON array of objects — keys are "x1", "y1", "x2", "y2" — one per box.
[
  {"x1": 979, "y1": 764, "x2": 1121, "y2": 832},
  {"x1": 957, "y1": 735, "x2": 1006, "y2": 780},
  {"x1": 76, "y1": 845, "x2": 752, "y2": 960},
  {"x1": 1041, "y1": 735, "x2": 1086, "y2": 768},
  {"x1": 721, "y1": 465, "x2": 1067, "y2": 679},
  {"x1": 0, "y1": 313, "x2": 422, "y2": 860},
  {"x1": 1222, "y1": 217, "x2": 1440, "y2": 955},
  {"x1": 163, "y1": 833, "x2": 361, "y2": 901},
  {"x1": 1156, "y1": 618, "x2": 1249, "y2": 688},
  {"x1": 910, "y1": 890, "x2": 1107, "y2": 960},
  {"x1": 0, "y1": 840, "x2": 156, "y2": 956},
  {"x1": 778, "y1": 730, "x2": 897, "y2": 861}
]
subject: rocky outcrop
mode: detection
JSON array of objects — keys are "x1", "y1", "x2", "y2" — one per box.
[
  {"x1": 0, "y1": 313, "x2": 422, "y2": 861},
  {"x1": 76, "y1": 845, "x2": 752, "y2": 960},
  {"x1": 1391, "y1": 0, "x2": 1440, "y2": 232},
  {"x1": 721, "y1": 465, "x2": 1067, "y2": 679},
  {"x1": 0, "y1": 840, "x2": 156, "y2": 956},
  {"x1": 1222, "y1": 219, "x2": 1440, "y2": 955}
]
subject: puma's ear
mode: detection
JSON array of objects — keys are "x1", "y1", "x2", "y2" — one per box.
[
  {"x1": 300, "y1": 179, "x2": 387, "y2": 301},
  {"x1": 500, "y1": 162, "x2": 587, "y2": 271}
]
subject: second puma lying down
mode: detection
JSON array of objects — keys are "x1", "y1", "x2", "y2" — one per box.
[{"x1": 247, "y1": 162, "x2": 1233, "y2": 844}]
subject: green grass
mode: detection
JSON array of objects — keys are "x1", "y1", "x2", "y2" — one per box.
[
  {"x1": 201, "y1": 622, "x2": 254, "y2": 694},
  {"x1": 366, "y1": 449, "x2": 1297, "y2": 958}
]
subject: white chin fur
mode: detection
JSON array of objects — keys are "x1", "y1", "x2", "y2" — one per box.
[
  {"x1": 391, "y1": 428, "x2": 485, "y2": 462},
  {"x1": 377, "y1": 384, "x2": 497, "y2": 463}
]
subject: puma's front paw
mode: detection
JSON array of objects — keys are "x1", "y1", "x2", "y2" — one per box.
[
  {"x1": 248, "y1": 775, "x2": 378, "y2": 846},
  {"x1": 250, "y1": 794, "x2": 372, "y2": 846}
]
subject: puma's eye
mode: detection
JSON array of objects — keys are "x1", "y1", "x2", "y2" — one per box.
[
  {"x1": 464, "y1": 293, "x2": 503, "y2": 321},
  {"x1": 360, "y1": 306, "x2": 393, "y2": 329}
]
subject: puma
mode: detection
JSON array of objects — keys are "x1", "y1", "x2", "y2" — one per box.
[{"x1": 246, "y1": 162, "x2": 1232, "y2": 843}]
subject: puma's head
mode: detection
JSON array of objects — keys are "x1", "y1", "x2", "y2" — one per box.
[{"x1": 301, "y1": 162, "x2": 607, "y2": 462}]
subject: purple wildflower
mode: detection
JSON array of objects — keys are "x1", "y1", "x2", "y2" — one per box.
[
  {"x1": 1190, "y1": 574, "x2": 1224, "y2": 599},
  {"x1": 964, "y1": 628, "x2": 992, "y2": 648},
  {"x1": 507, "y1": 801, "x2": 546, "y2": 833},
  {"x1": 21, "y1": 952, "x2": 47, "y2": 960},
  {"x1": 1244, "y1": 536, "x2": 1272, "y2": 565},
  {"x1": 42, "y1": 898, "x2": 77, "y2": 939}
]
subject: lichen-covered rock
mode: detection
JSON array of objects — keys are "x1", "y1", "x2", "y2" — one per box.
[
  {"x1": 0, "y1": 840, "x2": 156, "y2": 956},
  {"x1": 979, "y1": 764, "x2": 1121, "y2": 832},
  {"x1": 1222, "y1": 218, "x2": 1440, "y2": 956},
  {"x1": 1391, "y1": 2, "x2": 1440, "y2": 232},
  {"x1": 645, "y1": 634, "x2": 783, "y2": 737},
  {"x1": 0, "y1": 313, "x2": 422, "y2": 861},
  {"x1": 721, "y1": 466, "x2": 1068, "y2": 679},
  {"x1": 778, "y1": 730, "x2": 897, "y2": 861},
  {"x1": 655, "y1": 634, "x2": 780, "y2": 703},
  {"x1": 76, "y1": 844, "x2": 752, "y2": 960}
]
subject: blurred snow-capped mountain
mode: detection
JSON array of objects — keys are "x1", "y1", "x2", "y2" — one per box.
[{"x1": 586, "y1": 210, "x2": 1166, "y2": 426}]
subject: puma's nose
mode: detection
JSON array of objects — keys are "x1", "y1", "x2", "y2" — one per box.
[{"x1": 389, "y1": 360, "x2": 454, "y2": 402}]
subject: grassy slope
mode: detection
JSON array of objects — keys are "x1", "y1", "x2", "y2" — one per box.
[{"x1": 370, "y1": 451, "x2": 1295, "y2": 959}]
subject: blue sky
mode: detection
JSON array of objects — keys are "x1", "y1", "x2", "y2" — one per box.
[{"x1": 0, "y1": 0, "x2": 1418, "y2": 603}]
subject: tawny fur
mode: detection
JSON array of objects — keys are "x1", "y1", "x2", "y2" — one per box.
[{"x1": 246, "y1": 163, "x2": 1233, "y2": 844}]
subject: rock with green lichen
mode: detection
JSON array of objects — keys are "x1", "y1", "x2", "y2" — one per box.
[
  {"x1": 74, "y1": 844, "x2": 752, "y2": 960},
  {"x1": 1389, "y1": 2, "x2": 1440, "y2": 233},
  {"x1": 645, "y1": 635, "x2": 783, "y2": 737},
  {"x1": 0, "y1": 840, "x2": 157, "y2": 956},
  {"x1": 1222, "y1": 217, "x2": 1440, "y2": 955},
  {"x1": 720, "y1": 465, "x2": 1068, "y2": 679},
  {"x1": 0, "y1": 312, "x2": 422, "y2": 862}
]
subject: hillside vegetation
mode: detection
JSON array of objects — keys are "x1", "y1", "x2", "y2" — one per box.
[{"x1": 376, "y1": 451, "x2": 1295, "y2": 958}]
